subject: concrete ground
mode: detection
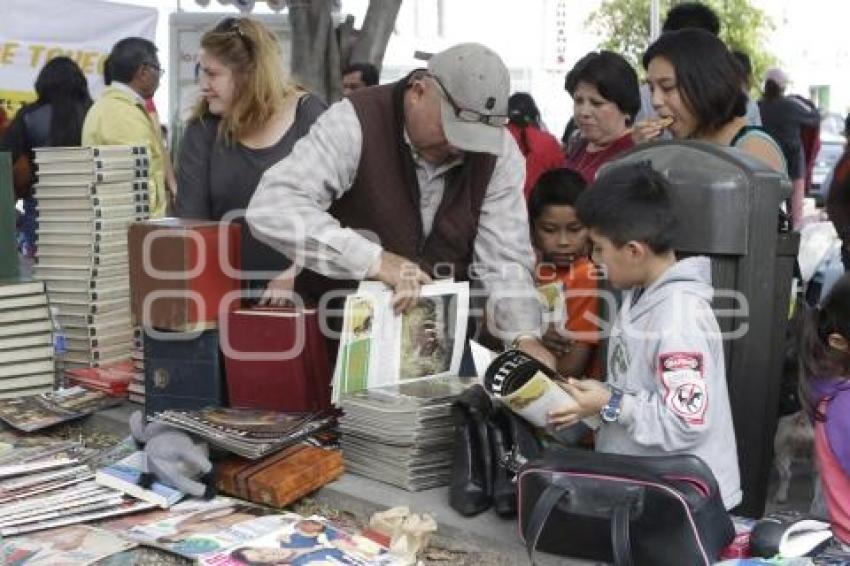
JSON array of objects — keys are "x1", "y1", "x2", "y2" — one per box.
[{"x1": 84, "y1": 404, "x2": 820, "y2": 565}]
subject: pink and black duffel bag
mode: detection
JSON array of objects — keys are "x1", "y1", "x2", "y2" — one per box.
[{"x1": 518, "y1": 446, "x2": 735, "y2": 565}]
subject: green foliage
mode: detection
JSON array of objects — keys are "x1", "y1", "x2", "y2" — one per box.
[{"x1": 587, "y1": 0, "x2": 776, "y2": 87}]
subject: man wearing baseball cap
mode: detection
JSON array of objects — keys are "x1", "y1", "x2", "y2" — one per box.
[{"x1": 247, "y1": 43, "x2": 553, "y2": 367}]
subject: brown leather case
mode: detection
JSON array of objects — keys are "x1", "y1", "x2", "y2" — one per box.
[
  {"x1": 128, "y1": 218, "x2": 241, "y2": 331},
  {"x1": 215, "y1": 445, "x2": 344, "y2": 508}
]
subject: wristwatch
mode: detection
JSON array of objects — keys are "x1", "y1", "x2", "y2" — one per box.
[{"x1": 600, "y1": 387, "x2": 624, "y2": 423}]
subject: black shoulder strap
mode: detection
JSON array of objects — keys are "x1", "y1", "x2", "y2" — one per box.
[{"x1": 730, "y1": 124, "x2": 767, "y2": 147}]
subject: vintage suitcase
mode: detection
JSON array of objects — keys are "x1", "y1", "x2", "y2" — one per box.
[
  {"x1": 128, "y1": 218, "x2": 241, "y2": 331},
  {"x1": 222, "y1": 307, "x2": 332, "y2": 413},
  {"x1": 144, "y1": 328, "x2": 225, "y2": 416},
  {"x1": 216, "y1": 444, "x2": 344, "y2": 508}
]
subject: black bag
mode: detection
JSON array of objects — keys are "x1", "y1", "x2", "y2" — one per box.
[
  {"x1": 518, "y1": 446, "x2": 734, "y2": 566},
  {"x1": 449, "y1": 385, "x2": 494, "y2": 516},
  {"x1": 449, "y1": 385, "x2": 542, "y2": 518}
]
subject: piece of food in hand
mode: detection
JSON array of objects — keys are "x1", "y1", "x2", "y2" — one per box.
[{"x1": 652, "y1": 116, "x2": 674, "y2": 128}]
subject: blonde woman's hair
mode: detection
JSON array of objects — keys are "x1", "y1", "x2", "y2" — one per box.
[{"x1": 194, "y1": 17, "x2": 298, "y2": 142}]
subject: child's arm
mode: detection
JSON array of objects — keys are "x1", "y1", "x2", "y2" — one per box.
[
  {"x1": 556, "y1": 342, "x2": 595, "y2": 379},
  {"x1": 825, "y1": 392, "x2": 850, "y2": 477},
  {"x1": 557, "y1": 264, "x2": 601, "y2": 378}
]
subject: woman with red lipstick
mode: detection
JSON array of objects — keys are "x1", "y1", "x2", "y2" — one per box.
[
  {"x1": 563, "y1": 51, "x2": 640, "y2": 183},
  {"x1": 176, "y1": 17, "x2": 325, "y2": 306},
  {"x1": 637, "y1": 29, "x2": 785, "y2": 174}
]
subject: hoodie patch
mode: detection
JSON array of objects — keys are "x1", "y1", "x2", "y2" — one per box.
[{"x1": 659, "y1": 352, "x2": 707, "y2": 425}]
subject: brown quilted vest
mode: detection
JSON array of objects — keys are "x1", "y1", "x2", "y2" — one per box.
[{"x1": 296, "y1": 78, "x2": 497, "y2": 305}]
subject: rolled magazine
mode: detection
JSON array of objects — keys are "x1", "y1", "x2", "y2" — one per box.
[{"x1": 483, "y1": 349, "x2": 600, "y2": 429}]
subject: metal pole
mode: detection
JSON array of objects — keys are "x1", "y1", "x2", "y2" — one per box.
[{"x1": 649, "y1": 0, "x2": 661, "y2": 41}]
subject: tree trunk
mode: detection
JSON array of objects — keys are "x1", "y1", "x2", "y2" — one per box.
[
  {"x1": 289, "y1": 0, "x2": 336, "y2": 102},
  {"x1": 348, "y1": 0, "x2": 402, "y2": 73},
  {"x1": 288, "y1": 0, "x2": 400, "y2": 103}
]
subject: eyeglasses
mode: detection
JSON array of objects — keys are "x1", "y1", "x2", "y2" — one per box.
[
  {"x1": 144, "y1": 62, "x2": 165, "y2": 78},
  {"x1": 425, "y1": 72, "x2": 508, "y2": 127},
  {"x1": 217, "y1": 17, "x2": 253, "y2": 55}
]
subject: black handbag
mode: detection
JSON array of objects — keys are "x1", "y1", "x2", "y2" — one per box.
[
  {"x1": 449, "y1": 385, "x2": 494, "y2": 516},
  {"x1": 518, "y1": 446, "x2": 734, "y2": 566},
  {"x1": 449, "y1": 385, "x2": 542, "y2": 518}
]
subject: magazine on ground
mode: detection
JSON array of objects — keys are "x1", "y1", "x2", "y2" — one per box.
[
  {"x1": 0, "y1": 524, "x2": 137, "y2": 565},
  {"x1": 197, "y1": 512, "x2": 403, "y2": 565},
  {"x1": 0, "y1": 442, "x2": 89, "y2": 478},
  {"x1": 333, "y1": 280, "x2": 469, "y2": 403},
  {"x1": 0, "y1": 497, "x2": 156, "y2": 536},
  {"x1": 99, "y1": 497, "x2": 281, "y2": 559},
  {"x1": 0, "y1": 386, "x2": 123, "y2": 432}
]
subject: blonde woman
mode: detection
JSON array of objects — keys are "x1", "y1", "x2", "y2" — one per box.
[{"x1": 176, "y1": 17, "x2": 325, "y2": 305}]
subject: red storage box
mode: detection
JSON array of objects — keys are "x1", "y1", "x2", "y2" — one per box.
[{"x1": 222, "y1": 307, "x2": 331, "y2": 413}]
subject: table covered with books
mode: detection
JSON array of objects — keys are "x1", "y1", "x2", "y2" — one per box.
[{"x1": 2, "y1": 144, "x2": 849, "y2": 565}]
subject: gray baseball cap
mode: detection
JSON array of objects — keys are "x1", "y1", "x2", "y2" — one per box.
[{"x1": 427, "y1": 43, "x2": 510, "y2": 156}]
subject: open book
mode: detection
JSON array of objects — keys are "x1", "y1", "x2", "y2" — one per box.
[
  {"x1": 332, "y1": 280, "x2": 469, "y2": 403},
  {"x1": 484, "y1": 349, "x2": 600, "y2": 429}
]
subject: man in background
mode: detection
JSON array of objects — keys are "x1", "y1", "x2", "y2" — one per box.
[
  {"x1": 342, "y1": 62, "x2": 379, "y2": 96},
  {"x1": 82, "y1": 37, "x2": 170, "y2": 216}
]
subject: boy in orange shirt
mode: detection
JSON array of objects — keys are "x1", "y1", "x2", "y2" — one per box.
[{"x1": 528, "y1": 168, "x2": 602, "y2": 380}]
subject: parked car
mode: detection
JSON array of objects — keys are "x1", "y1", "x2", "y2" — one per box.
[
  {"x1": 810, "y1": 113, "x2": 847, "y2": 206},
  {"x1": 812, "y1": 134, "x2": 845, "y2": 197}
]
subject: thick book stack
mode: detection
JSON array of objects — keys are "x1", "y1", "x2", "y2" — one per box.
[
  {"x1": 0, "y1": 279, "x2": 55, "y2": 397},
  {"x1": 65, "y1": 360, "x2": 135, "y2": 397},
  {"x1": 128, "y1": 327, "x2": 145, "y2": 404},
  {"x1": 32, "y1": 145, "x2": 151, "y2": 369},
  {"x1": 338, "y1": 376, "x2": 473, "y2": 491},
  {"x1": 151, "y1": 407, "x2": 335, "y2": 460}
]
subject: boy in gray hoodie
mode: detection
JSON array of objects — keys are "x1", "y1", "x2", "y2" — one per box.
[{"x1": 547, "y1": 163, "x2": 742, "y2": 509}]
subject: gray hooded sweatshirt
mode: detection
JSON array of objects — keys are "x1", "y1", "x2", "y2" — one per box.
[{"x1": 597, "y1": 256, "x2": 742, "y2": 509}]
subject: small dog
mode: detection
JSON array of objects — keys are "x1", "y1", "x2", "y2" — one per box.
[
  {"x1": 773, "y1": 410, "x2": 815, "y2": 504},
  {"x1": 772, "y1": 306, "x2": 815, "y2": 505}
]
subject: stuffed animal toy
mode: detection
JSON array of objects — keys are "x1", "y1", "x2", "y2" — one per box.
[{"x1": 129, "y1": 411, "x2": 215, "y2": 498}]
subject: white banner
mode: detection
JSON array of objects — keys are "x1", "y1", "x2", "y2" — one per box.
[{"x1": 0, "y1": 0, "x2": 157, "y2": 117}]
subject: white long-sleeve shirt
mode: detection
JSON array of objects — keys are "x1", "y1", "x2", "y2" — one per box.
[{"x1": 246, "y1": 98, "x2": 543, "y2": 340}]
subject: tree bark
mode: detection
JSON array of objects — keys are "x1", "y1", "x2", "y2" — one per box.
[
  {"x1": 288, "y1": 0, "x2": 400, "y2": 103},
  {"x1": 348, "y1": 0, "x2": 402, "y2": 72},
  {"x1": 289, "y1": 0, "x2": 336, "y2": 101}
]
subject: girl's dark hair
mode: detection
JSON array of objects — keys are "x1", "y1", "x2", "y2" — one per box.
[
  {"x1": 33, "y1": 56, "x2": 93, "y2": 147},
  {"x1": 528, "y1": 168, "x2": 587, "y2": 224},
  {"x1": 565, "y1": 51, "x2": 640, "y2": 122},
  {"x1": 643, "y1": 29, "x2": 747, "y2": 138},
  {"x1": 800, "y1": 274, "x2": 850, "y2": 419},
  {"x1": 508, "y1": 92, "x2": 541, "y2": 128}
]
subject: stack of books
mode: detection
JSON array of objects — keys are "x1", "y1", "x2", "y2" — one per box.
[
  {"x1": 32, "y1": 145, "x2": 151, "y2": 369},
  {"x1": 0, "y1": 441, "x2": 155, "y2": 536},
  {"x1": 128, "y1": 327, "x2": 145, "y2": 404},
  {"x1": 338, "y1": 376, "x2": 473, "y2": 491},
  {"x1": 151, "y1": 407, "x2": 335, "y2": 459},
  {"x1": 65, "y1": 360, "x2": 135, "y2": 397},
  {"x1": 0, "y1": 279, "x2": 55, "y2": 397}
]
